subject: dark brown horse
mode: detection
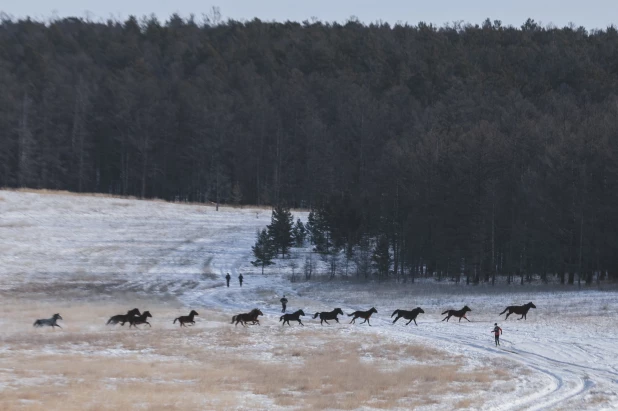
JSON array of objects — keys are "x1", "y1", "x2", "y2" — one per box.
[
  {"x1": 232, "y1": 309, "x2": 263, "y2": 327},
  {"x1": 500, "y1": 302, "x2": 536, "y2": 320},
  {"x1": 280, "y1": 309, "x2": 305, "y2": 326},
  {"x1": 173, "y1": 310, "x2": 199, "y2": 327},
  {"x1": 128, "y1": 311, "x2": 152, "y2": 328},
  {"x1": 33, "y1": 313, "x2": 63, "y2": 329},
  {"x1": 313, "y1": 308, "x2": 344, "y2": 325},
  {"x1": 348, "y1": 307, "x2": 378, "y2": 326},
  {"x1": 441, "y1": 306, "x2": 471, "y2": 322},
  {"x1": 106, "y1": 308, "x2": 141, "y2": 326},
  {"x1": 391, "y1": 307, "x2": 425, "y2": 325}
]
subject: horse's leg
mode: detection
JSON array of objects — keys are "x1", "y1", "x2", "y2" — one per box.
[
  {"x1": 464, "y1": 315, "x2": 470, "y2": 322},
  {"x1": 367, "y1": 318, "x2": 371, "y2": 326},
  {"x1": 505, "y1": 312, "x2": 511, "y2": 320},
  {"x1": 298, "y1": 319, "x2": 304, "y2": 326},
  {"x1": 360, "y1": 318, "x2": 367, "y2": 324},
  {"x1": 393, "y1": 316, "x2": 400, "y2": 324},
  {"x1": 334, "y1": 318, "x2": 339, "y2": 323},
  {"x1": 414, "y1": 318, "x2": 418, "y2": 326},
  {"x1": 405, "y1": 318, "x2": 412, "y2": 325}
]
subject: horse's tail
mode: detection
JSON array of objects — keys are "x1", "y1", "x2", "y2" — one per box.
[
  {"x1": 313, "y1": 312, "x2": 320, "y2": 319},
  {"x1": 231, "y1": 315, "x2": 236, "y2": 324},
  {"x1": 391, "y1": 310, "x2": 399, "y2": 318},
  {"x1": 173, "y1": 318, "x2": 178, "y2": 324},
  {"x1": 347, "y1": 313, "x2": 354, "y2": 317},
  {"x1": 499, "y1": 308, "x2": 508, "y2": 315},
  {"x1": 33, "y1": 320, "x2": 39, "y2": 327},
  {"x1": 106, "y1": 317, "x2": 115, "y2": 325},
  {"x1": 279, "y1": 315, "x2": 284, "y2": 322},
  {"x1": 441, "y1": 310, "x2": 449, "y2": 315}
]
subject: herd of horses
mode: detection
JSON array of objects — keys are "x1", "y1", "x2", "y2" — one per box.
[{"x1": 32, "y1": 302, "x2": 537, "y2": 330}]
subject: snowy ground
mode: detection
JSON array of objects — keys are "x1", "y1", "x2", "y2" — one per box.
[{"x1": 1, "y1": 190, "x2": 617, "y2": 410}]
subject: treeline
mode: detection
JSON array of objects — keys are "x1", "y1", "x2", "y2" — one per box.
[{"x1": 2, "y1": 15, "x2": 618, "y2": 283}]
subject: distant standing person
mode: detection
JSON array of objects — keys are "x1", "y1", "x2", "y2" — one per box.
[
  {"x1": 238, "y1": 274, "x2": 243, "y2": 287},
  {"x1": 492, "y1": 323, "x2": 503, "y2": 346},
  {"x1": 280, "y1": 295, "x2": 288, "y2": 313},
  {"x1": 225, "y1": 273, "x2": 231, "y2": 287}
]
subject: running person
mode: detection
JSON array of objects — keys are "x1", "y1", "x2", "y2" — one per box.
[
  {"x1": 238, "y1": 274, "x2": 243, "y2": 287},
  {"x1": 492, "y1": 323, "x2": 503, "y2": 346},
  {"x1": 280, "y1": 295, "x2": 288, "y2": 313},
  {"x1": 225, "y1": 273, "x2": 231, "y2": 287}
]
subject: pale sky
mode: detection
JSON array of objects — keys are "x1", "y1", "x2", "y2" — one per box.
[{"x1": 2, "y1": 0, "x2": 617, "y2": 29}]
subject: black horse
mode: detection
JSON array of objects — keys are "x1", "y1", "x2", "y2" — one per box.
[
  {"x1": 280, "y1": 309, "x2": 305, "y2": 326},
  {"x1": 232, "y1": 309, "x2": 263, "y2": 327},
  {"x1": 173, "y1": 310, "x2": 199, "y2": 327},
  {"x1": 33, "y1": 313, "x2": 63, "y2": 329},
  {"x1": 348, "y1": 307, "x2": 378, "y2": 326},
  {"x1": 391, "y1": 307, "x2": 425, "y2": 326},
  {"x1": 312, "y1": 308, "x2": 344, "y2": 325},
  {"x1": 499, "y1": 302, "x2": 536, "y2": 320},
  {"x1": 128, "y1": 311, "x2": 152, "y2": 328},
  {"x1": 106, "y1": 308, "x2": 141, "y2": 326},
  {"x1": 441, "y1": 306, "x2": 472, "y2": 322}
]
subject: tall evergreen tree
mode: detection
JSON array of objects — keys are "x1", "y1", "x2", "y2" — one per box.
[
  {"x1": 372, "y1": 235, "x2": 391, "y2": 280},
  {"x1": 267, "y1": 206, "x2": 294, "y2": 258},
  {"x1": 292, "y1": 218, "x2": 306, "y2": 247},
  {"x1": 251, "y1": 228, "x2": 276, "y2": 275},
  {"x1": 307, "y1": 209, "x2": 330, "y2": 253}
]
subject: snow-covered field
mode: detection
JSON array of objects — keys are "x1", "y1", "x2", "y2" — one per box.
[{"x1": 1, "y1": 190, "x2": 617, "y2": 410}]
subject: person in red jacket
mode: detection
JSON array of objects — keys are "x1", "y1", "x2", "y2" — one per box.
[{"x1": 492, "y1": 323, "x2": 503, "y2": 346}]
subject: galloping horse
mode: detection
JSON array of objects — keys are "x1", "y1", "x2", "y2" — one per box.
[
  {"x1": 348, "y1": 307, "x2": 378, "y2": 326},
  {"x1": 232, "y1": 309, "x2": 263, "y2": 327},
  {"x1": 313, "y1": 308, "x2": 344, "y2": 325},
  {"x1": 280, "y1": 309, "x2": 305, "y2": 326},
  {"x1": 441, "y1": 306, "x2": 472, "y2": 322},
  {"x1": 106, "y1": 308, "x2": 141, "y2": 326},
  {"x1": 33, "y1": 313, "x2": 63, "y2": 329},
  {"x1": 391, "y1": 307, "x2": 425, "y2": 326},
  {"x1": 128, "y1": 311, "x2": 152, "y2": 328},
  {"x1": 173, "y1": 310, "x2": 199, "y2": 327},
  {"x1": 499, "y1": 302, "x2": 536, "y2": 320}
]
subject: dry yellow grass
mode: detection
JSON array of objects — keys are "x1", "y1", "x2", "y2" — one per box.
[{"x1": 0, "y1": 297, "x2": 512, "y2": 410}]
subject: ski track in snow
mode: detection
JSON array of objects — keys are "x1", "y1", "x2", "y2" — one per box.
[{"x1": 1, "y1": 190, "x2": 618, "y2": 410}]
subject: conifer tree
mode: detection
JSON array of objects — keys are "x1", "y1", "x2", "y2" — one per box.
[
  {"x1": 292, "y1": 218, "x2": 306, "y2": 247},
  {"x1": 372, "y1": 235, "x2": 391, "y2": 280},
  {"x1": 267, "y1": 205, "x2": 294, "y2": 258},
  {"x1": 307, "y1": 209, "x2": 330, "y2": 253},
  {"x1": 251, "y1": 228, "x2": 276, "y2": 275}
]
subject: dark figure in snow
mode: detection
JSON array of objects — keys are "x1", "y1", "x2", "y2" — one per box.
[
  {"x1": 238, "y1": 274, "x2": 243, "y2": 287},
  {"x1": 492, "y1": 323, "x2": 503, "y2": 346},
  {"x1": 225, "y1": 273, "x2": 231, "y2": 287},
  {"x1": 280, "y1": 295, "x2": 288, "y2": 313}
]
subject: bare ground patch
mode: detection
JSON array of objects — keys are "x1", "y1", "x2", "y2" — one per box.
[{"x1": 0, "y1": 298, "x2": 514, "y2": 411}]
